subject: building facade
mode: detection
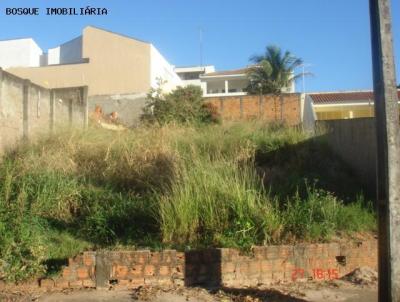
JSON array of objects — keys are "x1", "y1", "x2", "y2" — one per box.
[
  {"x1": 1, "y1": 26, "x2": 182, "y2": 96},
  {"x1": 307, "y1": 91, "x2": 400, "y2": 120}
]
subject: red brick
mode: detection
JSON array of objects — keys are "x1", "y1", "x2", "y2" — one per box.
[
  {"x1": 83, "y1": 253, "x2": 95, "y2": 266},
  {"x1": 278, "y1": 246, "x2": 293, "y2": 258},
  {"x1": 77, "y1": 267, "x2": 89, "y2": 280},
  {"x1": 236, "y1": 262, "x2": 249, "y2": 275},
  {"x1": 150, "y1": 253, "x2": 161, "y2": 264},
  {"x1": 261, "y1": 260, "x2": 273, "y2": 273},
  {"x1": 248, "y1": 261, "x2": 261, "y2": 275},
  {"x1": 159, "y1": 265, "x2": 170, "y2": 276},
  {"x1": 115, "y1": 265, "x2": 129, "y2": 278},
  {"x1": 144, "y1": 265, "x2": 156, "y2": 276},
  {"x1": 222, "y1": 262, "x2": 236, "y2": 274},
  {"x1": 135, "y1": 250, "x2": 150, "y2": 264},
  {"x1": 130, "y1": 264, "x2": 143, "y2": 276},
  {"x1": 62, "y1": 267, "x2": 74, "y2": 280}
]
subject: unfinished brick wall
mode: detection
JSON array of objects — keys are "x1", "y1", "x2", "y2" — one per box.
[
  {"x1": 205, "y1": 94, "x2": 301, "y2": 125},
  {"x1": 186, "y1": 240, "x2": 377, "y2": 287},
  {"x1": 40, "y1": 250, "x2": 185, "y2": 290},
  {"x1": 39, "y1": 240, "x2": 377, "y2": 290}
]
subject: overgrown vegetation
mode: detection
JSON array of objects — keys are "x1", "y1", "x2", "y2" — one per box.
[
  {"x1": 0, "y1": 122, "x2": 375, "y2": 282},
  {"x1": 141, "y1": 83, "x2": 219, "y2": 125}
]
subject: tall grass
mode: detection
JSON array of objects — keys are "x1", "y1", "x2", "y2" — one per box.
[{"x1": 0, "y1": 122, "x2": 376, "y2": 281}]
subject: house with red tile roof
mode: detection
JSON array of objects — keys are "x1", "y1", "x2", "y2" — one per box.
[{"x1": 308, "y1": 90, "x2": 400, "y2": 120}]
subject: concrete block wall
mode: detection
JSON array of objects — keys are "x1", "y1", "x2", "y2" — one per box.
[
  {"x1": 205, "y1": 94, "x2": 301, "y2": 126},
  {"x1": 39, "y1": 240, "x2": 377, "y2": 290},
  {"x1": 0, "y1": 68, "x2": 88, "y2": 154},
  {"x1": 316, "y1": 118, "x2": 376, "y2": 190},
  {"x1": 88, "y1": 93, "x2": 147, "y2": 127},
  {"x1": 0, "y1": 70, "x2": 25, "y2": 151}
]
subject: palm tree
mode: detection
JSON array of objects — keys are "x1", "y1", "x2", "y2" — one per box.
[{"x1": 246, "y1": 45, "x2": 303, "y2": 95}]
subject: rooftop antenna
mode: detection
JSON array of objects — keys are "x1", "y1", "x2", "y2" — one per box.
[
  {"x1": 199, "y1": 27, "x2": 203, "y2": 67},
  {"x1": 299, "y1": 63, "x2": 313, "y2": 93}
]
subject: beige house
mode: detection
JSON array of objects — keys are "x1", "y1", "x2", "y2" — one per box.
[
  {"x1": 5, "y1": 26, "x2": 182, "y2": 96},
  {"x1": 308, "y1": 90, "x2": 400, "y2": 120}
]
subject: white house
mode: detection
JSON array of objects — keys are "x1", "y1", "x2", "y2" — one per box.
[
  {"x1": 0, "y1": 26, "x2": 183, "y2": 95},
  {"x1": 0, "y1": 38, "x2": 44, "y2": 68},
  {"x1": 200, "y1": 67, "x2": 296, "y2": 97},
  {"x1": 174, "y1": 65, "x2": 215, "y2": 87}
]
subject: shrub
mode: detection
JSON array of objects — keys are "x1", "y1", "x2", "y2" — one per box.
[{"x1": 141, "y1": 84, "x2": 219, "y2": 125}]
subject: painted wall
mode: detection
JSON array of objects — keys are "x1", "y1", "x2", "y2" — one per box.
[
  {"x1": 314, "y1": 104, "x2": 375, "y2": 120},
  {"x1": 302, "y1": 94, "x2": 317, "y2": 131},
  {"x1": 150, "y1": 45, "x2": 182, "y2": 92},
  {"x1": 0, "y1": 38, "x2": 42, "y2": 68},
  {"x1": 8, "y1": 26, "x2": 152, "y2": 96},
  {"x1": 48, "y1": 36, "x2": 83, "y2": 65}
]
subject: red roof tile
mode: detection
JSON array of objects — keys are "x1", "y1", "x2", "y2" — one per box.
[{"x1": 310, "y1": 90, "x2": 400, "y2": 105}]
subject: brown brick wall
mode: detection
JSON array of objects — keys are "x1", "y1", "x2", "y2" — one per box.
[
  {"x1": 205, "y1": 94, "x2": 301, "y2": 126},
  {"x1": 186, "y1": 240, "x2": 377, "y2": 287},
  {"x1": 38, "y1": 240, "x2": 377, "y2": 290}
]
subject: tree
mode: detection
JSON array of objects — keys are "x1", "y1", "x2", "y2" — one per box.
[
  {"x1": 246, "y1": 45, "x2": 303, "y2": 95},
  {"x1": 141, "y1": 83, "x2": 219, "y2": 125}
]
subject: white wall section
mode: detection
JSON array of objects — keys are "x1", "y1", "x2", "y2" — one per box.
[
  {"x1": 48, "y1": 36, "x2": 83, "y2": 65},
  {"x1": 150, "y1": 45, "x2": 182, "y2": 92},
  {"x1": 0, "y1": 38, "x2": 43, "y2": 68}
]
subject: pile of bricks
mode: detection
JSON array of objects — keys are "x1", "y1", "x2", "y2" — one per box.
[{"x1": 38, "y1": 240, "x2": 377, "y2": 290}]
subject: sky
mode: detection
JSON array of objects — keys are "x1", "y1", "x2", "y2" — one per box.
[{"x1": 0, "y1": 0, "x2": 399, "y2": 93}]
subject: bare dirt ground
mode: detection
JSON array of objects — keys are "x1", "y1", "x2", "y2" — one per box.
[{"x1": 0, "y1": 268, "x2": 378, "y2": 302}]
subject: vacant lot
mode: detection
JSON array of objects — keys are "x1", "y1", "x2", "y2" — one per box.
[{"x1": 0, "y1": 122, "x2": 376, "y2": 282}]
